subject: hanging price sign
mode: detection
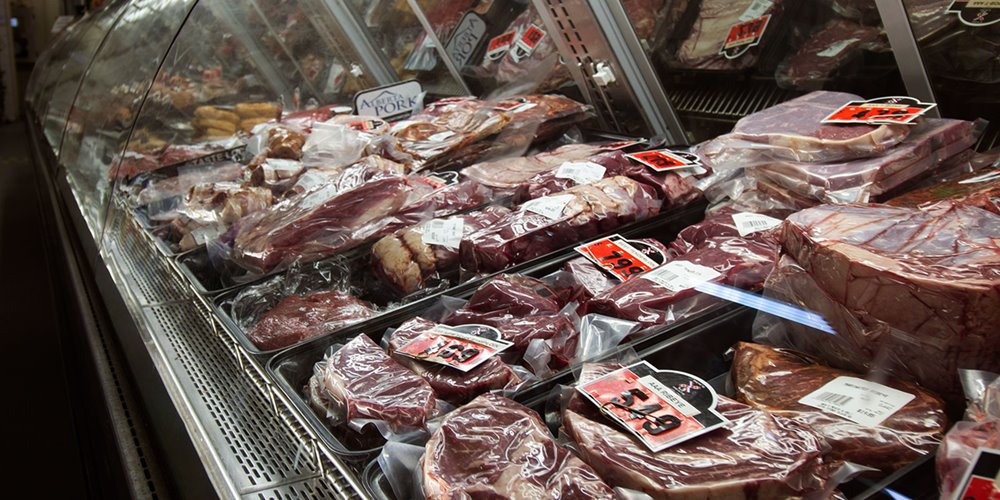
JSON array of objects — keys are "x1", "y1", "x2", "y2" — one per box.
[
  {"x1": 821, "y1": 96, "x2": 936, "y2": 125},
  {"x1": 720, "y1": 14, "x2": 771, "y2": 59}
]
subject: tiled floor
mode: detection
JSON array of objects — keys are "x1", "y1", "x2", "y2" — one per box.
[{"x1": 0, "y1": 120, "x2": 88, "y2": 495}]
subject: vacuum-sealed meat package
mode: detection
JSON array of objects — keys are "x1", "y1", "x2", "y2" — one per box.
[
  {"x1": 460, "y1": 143, "x2": 608, "y2": 192},
  {"x1": 665, "y1": 0, "x2": 784, "y2": 71},
  {"x1": 562, "y1": 237, "x2": 671, "y2": 303},
  {"x1": 307, "y1": 335, "x2": 438, "y2": 434},
  {"x1": 731, "y1": 342, "x2": 948, "y2": 471},
  {"x1": 371, "y1": 206, "x2": 513, "y2": 296},
  {"x1": 245, "y1": 291, "x2": 376, "y2": 351},
  {"x1": 775, "y1": 20, "x2": 886, "y2": 90},
  {"x1": 937, "y1": 371, "x2": 1000, "y2": 499},
  {"x1": 460, "y1": 176, "x2": 662, "y2": 273},
  {"x1": 755, "y1": 203, "x2": 1000, "y2": 404},
  {"x1": 422, "y1": 393, "x2": 617, "y2": 499},
  {"x1": 887, "y1": 166, "x2": 1000, "y2": 214}
]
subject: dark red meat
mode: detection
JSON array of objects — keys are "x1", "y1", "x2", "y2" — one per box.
[{"x1": 247, "y1": 290, "x2": 376, "y2": 351}]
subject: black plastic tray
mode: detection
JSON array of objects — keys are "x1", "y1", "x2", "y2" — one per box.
[{"x1": 214, "y1": 203, "x2": 705, "y2": 356}]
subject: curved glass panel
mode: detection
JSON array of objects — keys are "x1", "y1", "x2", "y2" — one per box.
[{"x1": 59, "y1": 0, "x2": 195, "y2": 243}]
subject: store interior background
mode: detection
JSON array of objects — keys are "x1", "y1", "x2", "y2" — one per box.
[{"x1": 1, "y1": 0, "x2": 112, "y2": 497}]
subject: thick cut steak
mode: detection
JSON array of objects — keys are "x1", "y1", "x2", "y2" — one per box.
[
  {"x1": 777, "y1": 20, "x2": 884, "y2": 90},
  {"x1": 307, "y1": 334, "x2": 437, "y2": 432},
  {"x1": 698, "y1": 91, "x2": 912, "y2": 165},
  {"x1": 385, "y1": 317, "x2": 521, "y2": 405},
  {"x1": 563, "y1": 396, "x2": 830, "y2": 498},
  {"x1": 246, "y1": 290, "x2": 376, "y2": 351},
  {"x1": 421, "y1": 393, "x2": 617, "y2": 499},
  {"x1": 731, "y1": 342, "x2": 948, "y2": 471},
  {"x1": 371, "y1": 206, "x2": 512, "y2": 295},
  {"x1": 772, "y1": 203, "x2": 1000, "y2": 402},
  {"x1": 460, "y1": 176, "x2": 662, "y2": 273}
]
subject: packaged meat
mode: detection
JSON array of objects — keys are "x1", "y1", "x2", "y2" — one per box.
[
  {"x1": 697, "y1": 91, "x2": 912, "y2": 165},
  {"x1": 371, "y1": 206, "x2": 513, "y2": 296},
  {"x1": 665, "y1": 0, "x2": 783, "y2": 71},
  {"x1": 472, "y1": 5, "x2": 572, "y2": 92},
  {"x1": 307, "y1": 334, "x2": 438, "y2": 434},
  {"x1": 245, "y1": 158, "x2": 305, "y2": 196},
  {"x1": 937, "y1": 371, "x2": 1000, "y2": 499},
  {"x1": 887, "y1": 166, "x2": 1000, "y2": 214},
  {"x1": 385, "y1": 317, "x2": 523, "y2": 405},
  {"x1": 563, "y1": 378, "x2": 832, "y2": 498},
  {"x1": 562, "y1": 238, "x2": 671, "y2": 303},
  {"x1": 755, "y1": 203, "x2": 1000, "y2": 404},
  {"x1": 266, "y1": 126, "x2": 306, "y2": 160},
  {"x1": 112, "y1": 137, "x2": 244, "y2": 179},
  {"x1": 421, "y1": 393, "x2": 618, "y2": 499},
  {"x1": 460, "y1": 143, "x2": 608, "y2": 192},
  {"x1": 156, "y1": 182, "x2": 274, "y2": 252},
  {"x1": 775, "y1": 20, "x2": 886, "y2": 90},
  {"x1": 285, "y1": 155, "x2": 405, "y2": 198},
  {"x1": 460, "y1": 176, "x2": 662, "y2": 273},
  {"x1": 586, "y1": 210, "x2": 781, "y2": 328},
  {"x1": 749, "y1": 118, "x2": 985, "y2": 204},
  {"x1": 228, "y1": 173, "x2": 490, "y2": 275},
  {"x1": 244, "y1": 291, "x2": 376, "y2": 351},
  {"x1": 731, "y1": 342, "x2": 948, "y2": 472},
  {"x1": 132, "y1": 162, "x2": 244, "y2": 206}
]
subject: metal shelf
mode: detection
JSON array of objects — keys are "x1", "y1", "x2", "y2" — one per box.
[{"x1": 99, "y1": 199, "x2": 368, "y2": 500}]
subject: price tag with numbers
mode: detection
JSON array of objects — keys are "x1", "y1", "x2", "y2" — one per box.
[
  {"x1": 396, "y1": 324, "x2": 512, "y2": 372},
  {"x1": 510, "y1": 24, "x2": 546, "y2": 62},
  {"x1": 798, "y1": 376, "x2": 914, "y2": 427},
  {"x1": 575, "y1": 235, "x2": 666, "y2": 281},
  {"x1": 577, "y1": 361, "x2": 728, "y2": 452},
  {"x1": 720, "y1": 14, "x2": 771, "y2": 59},
  {"x1": 626, "y1": 149, "x2": 702, "y2": 172},
  {"x1": 485, "y1": 31, "x2": 516, "y2": 61},
  {"x1": 822, "y1": 96, "x2": 936, "y2": 125}
]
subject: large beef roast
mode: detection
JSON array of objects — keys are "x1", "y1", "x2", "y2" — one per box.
[
  {"x1": 731, "y1": 342, "x2": 948, "y2": 471},
  {"x1": 307, "y1": 335, "x2": 437, "y2": 432},
  {"x1": 247, "y1": 290, "x2": 376, "y2": 350},
  {"x1": 421, "y1": 393, "x2": 617, "y2": 499}
]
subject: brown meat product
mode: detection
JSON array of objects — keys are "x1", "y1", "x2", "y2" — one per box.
[
  {"x1": 167, "y1": 183, "x2": 273, "y2": 251},
  {"x1": 670, "y1": 0, "x2": 782, "y2": 71},
  {"x1": 286, "y1": 155, "x2": 405, "y2": 197},
  {"x1": 769, "y1": 203, "x2": 1000, "y2": 403},
  {"x1": 563, "y1": 396, "x2": 831, "y2": 498},
  {"x1": 246, "y1": 290, "x2": 376, "y2": 351},
  {"x1": 385, "y1": 318, "x2": 522, "y2": 405},
  {"x1": 731, "y1": 342, "x2": 948, "y2": 471},
  {"x1": 460, "y1": 176, "x2": 662, "y2": 273},
  {"x1": 776, "y1": 20, "x2": 885, "y2": 90},
  {"x1": 371, "y1": 206, "x2": 513, "y2": 296},
  {"x1": 421, "y1": 393, "x2": 617, "y2": 499},
  {"x1": 460, "y1": 143, "x2": 607, "y2": 191},
  {"x1": 267, "y1": 126, "x2": 305, "y2": 160},
  {"x1": 307, "y1": 334, "x2": 437, "y2": 432},
  {"x1": 133, "y1": 162, "x2": 244, "y2": 206},
  {"x1": 697, "y1": 91, "x2": 912, "y2": 166},
  {"x1": 388, "y1": 97, "x2": 512, "y2": 171},
  {"x1": 887, "y1": 168, "x2": 1000, "y2": 214}
]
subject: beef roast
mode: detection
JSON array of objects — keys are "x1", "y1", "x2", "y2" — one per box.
[
  {"x1": 765, "y1": 203, "x2": 1000, "y2": 403},
  {"x1": 307, "y1": 334, "x2": 437, "y2": 432},
  {"x1": 698, "y1": 91, "x2": 912, "y2": 166},
  {"x1": 246, "y1": 290, "x2": 376, "y2": 351},
  {"x1": 371, "y1": 206, "x2": 512, "y2": 295},
  {"x1": 421, "y1": 393, "x2": 617, "y2": 499},
  {"x1": 669, "y1": 0, "x2": 783, "y2": 71},
  {"x1": 563, "y1": 395, "x2": 831, "y2": 498},
  {"x1": 776, "y1": 20, "x2": 885, "y2": 90},
  {"x1": 385, "y1": 317, "x2": 522, "y2": 405},
  {"x1": 460, "y1": 176, "x2": 662, "y2": 273},
  {"x1": 731, "y1": 342, "x2": 948, "y2": 471}
]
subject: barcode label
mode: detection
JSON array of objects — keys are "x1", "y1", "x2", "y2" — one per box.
[
  {"x1": 642, "y1": 261, "x2": 721, "y2": 292},
  {"x1": 523, "y1": 194, "x2": 577, "y2": 220},
  {"x1": 556, "y1": 161, "x2": 606, "y2": 185},
  {"x1": 732, "y1": 212, "x2": 782, "y2": 237},
  {"x1": 421, "y1": 218, "x2": 465, "y2": 248},
  {"x1": 739, "y1": 0, "x2": 773, "y2": 21},
  {"x1": 798, "y1": 376, "x2": 914, "y2": 427}
]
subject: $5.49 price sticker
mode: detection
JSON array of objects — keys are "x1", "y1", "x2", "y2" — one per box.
[
  {"x1": 396, "y1": 324, "x2": 512, "y2": 372},
  {"x1": 577, "y1": 361, "x2": 728, "y2": 452},
  {"x1": 575, "y1": 234, "x2": 666, "y2": 281},
  {"x1": 822, "y1": 96, "x2": 936, "y2": 125}
]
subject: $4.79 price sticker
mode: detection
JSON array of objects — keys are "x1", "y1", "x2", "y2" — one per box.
[
  {"x1": 395, "y1": 324, "x2": 512, "y2": 372},
  {"x1": 575, "y1": 234, "x2": 666, "y2": 281}
]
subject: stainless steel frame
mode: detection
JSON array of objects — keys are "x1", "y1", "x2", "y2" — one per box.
[{"x1": 531, "y1": 0, "x2": 688, "y2": 142}]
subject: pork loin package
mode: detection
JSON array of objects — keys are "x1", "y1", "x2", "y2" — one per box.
[
  {"x1": 697, "y1": 91, "x2": 912, "y2": 166},
  {"x1": 371, "y1": 206, "x2": 513, "y2": 296},
  {"x1": 227, "y1": 260, "x2": 376, "y2": 352},
  {"x1": 731, "y1": 342, "x2": 948, "y2": 472},
  {"x1": 560, "y1": 363, "x2": 835, "y2": 498},
  {"x1": 460, "y1": 176, "x2": 662, "y2": 273},
  {"x1": 307, "y1": 334, "x2": 441, "y2": 436},
  {"x1": 754, "y1": 203, "x2": 1000, "y2": 404},
  {"x1": 937, "y1": 371, "x2": 1000, "y2": 499},
  {"x1": 585, "y1": 209, "x2": 782, "y2": 328},
  {"x1": 154, "y1": 182, "x2": 274, "y2": 253}
]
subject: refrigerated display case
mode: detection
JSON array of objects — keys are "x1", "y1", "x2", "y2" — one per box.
[{"x1": 25, "y1": 0, "x2": 996, "y2": 498}]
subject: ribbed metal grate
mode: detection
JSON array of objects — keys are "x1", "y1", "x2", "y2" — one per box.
[{"x1": 667, "y1": 81, "x2": 800, "y2": 122}]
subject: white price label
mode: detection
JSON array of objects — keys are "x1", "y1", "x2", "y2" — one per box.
[
  {"x1": 732, "y1": 212, "x2": 782, "y2": 237},
  {"x1": 523, "y1": 194, "x2": 576, "y2": 220},
  {"x1": 817, "y1": 38, "x2": 859, "y2": 58},
  {"x1": 739, "y1": 0, "x2": 774, "y2": 21},
  {"x1": 798, "y1": 376, "x2": 915, "y2": 427},
  {"x1": 555, "y1": 161, "x2": 607, "y2": 185},
  {"x1": 642, "y1": 261, "x2": 721, "y2": 292},
  {"x1": 421, "y1": 218, "x2": 465, "y2": 248}
]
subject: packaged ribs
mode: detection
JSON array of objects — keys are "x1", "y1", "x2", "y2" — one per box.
[{"x1": 731, "y1": 342, "x2": 948, "y2": 472}]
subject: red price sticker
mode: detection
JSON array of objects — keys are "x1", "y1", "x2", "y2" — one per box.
[
  {"x1": 720, "y1": 14, "x2": 771, "y2": 59},
  {"x1": 575, "y1": 234, "x2": 665, "y2": 281},
  {"x1": 626, "y1": 149, "x2": 701, "y2": 172},
  {"x1": 346, "y1": 119, "x2": 386, "y2": 132},
  {"x1": 511, "y1": 24, "x2": 546, "y2": 62},
  {"x1": 485, "y1": 31, "x2": 516, "y2": 61},
  {"x1": 577, "y1": 361, "x2": 727, "y2": 452},
  {"x1": 954, "y1": 448, "x2": 1000, "y2": 500},
  {"x1": 821, "y1": 96, "x2": 936, "y2": 125},
  {"x1": 395, "y1": 324, "x2": 512, "y2": 372}
]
